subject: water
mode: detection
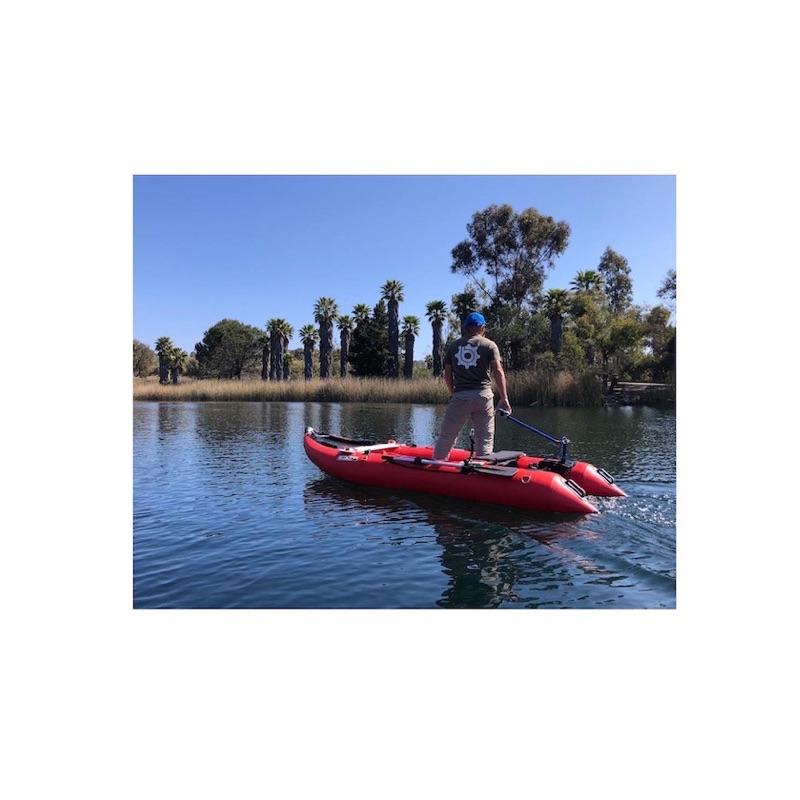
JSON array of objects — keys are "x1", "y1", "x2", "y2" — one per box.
[{"x1": 134, "y1": 401, "x2": 675, "y2": 608}]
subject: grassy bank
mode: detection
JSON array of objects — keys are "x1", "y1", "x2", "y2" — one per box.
[{"x1": 133, "y1": 370, "x2": 605, "y2": 406}]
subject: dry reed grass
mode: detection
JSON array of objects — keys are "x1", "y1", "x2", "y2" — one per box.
[{"x1": 133, "y1": 370, "x2": 604, "y2": 406}]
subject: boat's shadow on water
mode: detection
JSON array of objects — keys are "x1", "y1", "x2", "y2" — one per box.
[{"x1": 303, "y1": 477, "x2": 606, "y2": 608}]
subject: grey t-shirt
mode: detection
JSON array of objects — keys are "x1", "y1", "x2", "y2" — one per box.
[{"x1": 444, "y1": 335, "x2": 501, "y2": 392}]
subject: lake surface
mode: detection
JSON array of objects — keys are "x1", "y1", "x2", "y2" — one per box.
[{"x1": 134, "y1": 401, "x2": 675, "y2": 608}]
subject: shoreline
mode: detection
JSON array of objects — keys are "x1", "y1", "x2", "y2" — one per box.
[{"x1": 133, "y1": 374, "x2": 674, "y2": 408}]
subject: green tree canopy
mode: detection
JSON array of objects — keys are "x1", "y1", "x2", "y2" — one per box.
[
  {"x1": 194, "y1": 319, "x2": 266, "y2": 379},
  {"x1": 641, "y1": 305, "x2": 675, "y2": 380},
  {"x1": 598, "y1": 247, "x2": 633, "y2": 314},
  {"x1": 348, "y1": 299, "x2": 389, "y2": 377},
  {"x1": 450, "y1": 205, "x2": 569, "y2": 369},
  {"x1": 657, "y1": 269, "x2": 676, "y2": 302},
  {"x1": 133, "y1": 339, "x2": 157, "y2": 377},
  {"x1": 596, "y1": 309, "x2": 643, "y2": 385},
  {"x1": 450, "y1": 204, "x2": 570, "y2": 309}
]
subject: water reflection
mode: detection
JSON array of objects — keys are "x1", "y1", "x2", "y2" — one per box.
[
  {"x1": 156, "y1": 402, "x2": 186, "y2": 439},
  {"x1": 303, "y1": 477, "x2": 609, "y2": 608},
  {"x1": 135, "y1": 402, "x2": 675, "y2": 608}
]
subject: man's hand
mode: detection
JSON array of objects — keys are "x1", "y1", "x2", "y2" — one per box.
[
  {"x1": 491, "y1": 360, "x2": 511, "y2": 416},
  {"x1": 497, "y1": 397, "x2": 512, "y2": 415}
]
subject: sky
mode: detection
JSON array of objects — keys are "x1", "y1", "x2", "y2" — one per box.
[{"x1": 134, "y1": 175, "x2": 675, "y2": 356}]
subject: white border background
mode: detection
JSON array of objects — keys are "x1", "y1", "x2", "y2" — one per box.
[{"x1": 3, "y1": 1, "x2": 797, "y2": 798}]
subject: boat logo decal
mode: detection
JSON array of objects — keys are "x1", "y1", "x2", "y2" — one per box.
[{"x1": 454, "y1": 342, "x2": 480, "y2": 369}]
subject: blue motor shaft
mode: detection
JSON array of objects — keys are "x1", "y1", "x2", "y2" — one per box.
[{"x1": 498, "y1": 410, "x2": 570, "y2": 461}]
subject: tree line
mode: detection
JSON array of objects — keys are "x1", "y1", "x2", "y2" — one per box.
[{"x1": 134, "y1": 204, "x2": 676, "y2": 388}]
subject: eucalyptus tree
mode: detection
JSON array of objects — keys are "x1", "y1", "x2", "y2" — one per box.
[
  {"x1": 380, "y1": 279, "x2": 405, "y2": 379},
  {"x1": 299, "y1": 324, "x2": 319, "y2": 380},
  {"x1": 596, "y1": 310, "x2": 643, "y2": 390},
  {"x1": 401, "y1": 315, "x2": 420, "y2": 379},
  {"x1": 168, "y1": 348, "x2": 189, "y2": 384},
  {"x1": 450, "y1": 204, "x2": 569, "y2": 368},
  {"x1": 598, "y1": 247, "x2": 633, "y2": 314},
  {"x1": 450, "y1": 204, "x2": 570, "y2": 308},
  {"x1": 543, "y1": 288, "x2": 572, "y2": 354},
  {"x1": 425, "y1": 300, "x2": 448, "y2": 376},
  {"x1": 337, "y1": 314, "x2": 353, "y2": 378},
  {"x1": 278, "y1": 320, "x2": 294, "y2": 380},
  {"x1": 154, "y1": 336, "x2": 174, "y2": 384},
  {"x1": 314, "y1": 297, "x2": 339, "y2": 379},
  {"x1": 657, "y1": 269, "x2": 676, "y2": 302}
]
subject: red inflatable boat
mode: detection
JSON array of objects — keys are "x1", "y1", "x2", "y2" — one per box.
[{"x1": 303, "y1": 428, "x2": 623, "y2": 515}]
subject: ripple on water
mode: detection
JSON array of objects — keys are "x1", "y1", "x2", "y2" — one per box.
[{"x1": 134, "y1": 402, "x2": 675, "y2": 608}]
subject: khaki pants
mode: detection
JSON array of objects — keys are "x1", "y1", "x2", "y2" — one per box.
[{"x1": 433, "y1": 389, "x2": 495, "y2": 460}]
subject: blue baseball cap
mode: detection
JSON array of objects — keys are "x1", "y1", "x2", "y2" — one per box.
[{"x1": 464, "y1": 312, "x2": 486, "y2": 327}]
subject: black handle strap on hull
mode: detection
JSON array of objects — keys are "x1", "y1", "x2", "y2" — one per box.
[{"x1": 382, "y1": 454, "x2": 518, "y2": 478}]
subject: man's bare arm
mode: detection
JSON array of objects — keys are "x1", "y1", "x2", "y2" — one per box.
[
  {"x1": 491, "y1": 360, "x2": 512, "y2": 414},
  {"x1": 444, "y1": 364, "x2": 454, "y2": 396}
]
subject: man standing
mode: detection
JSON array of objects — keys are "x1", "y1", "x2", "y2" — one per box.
[{"x1": 433, "y1": 312, "x2": 512, "y2": 460}]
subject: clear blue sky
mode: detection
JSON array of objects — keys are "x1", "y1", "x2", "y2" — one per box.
[{"x1": 134, "y1": 175, "x2": 675, "y2": 355}]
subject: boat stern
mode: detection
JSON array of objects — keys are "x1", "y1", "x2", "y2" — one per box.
[{"x1": 570, "y1": 462, "x2": 626, "y2": 497}]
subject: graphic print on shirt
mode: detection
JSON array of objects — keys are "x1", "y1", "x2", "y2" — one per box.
[{"x1": 454, "y1": 342, "x2": 480, "y2": 369}]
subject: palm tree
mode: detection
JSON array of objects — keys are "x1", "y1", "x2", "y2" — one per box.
[
  {"x1": 277, "y1": 320, "x2": 293, "y2": 380},
  {"x1": 380, "y1": 279, "x2": 405, "y2": 379},
  {"x1": 570, "y1": 270, "x2": 604, "y2": 294},
  {"x1": 401, "y1": 315, "x2": 420, "y2": 379},
  {"x1": 299, "y1": 325, "x2": 319, "y2": 380},
  {"x1": 283, "y1": 351, "x2": 294, "y2": 380},
  {"x1": 267, "y1": 318, "x2": 285, "y2": 381},
  {"x1": 337, "y1": 314, "x2": 353, "y2": 377},
  {"x1": 352, "y1": 303, "x2": 371, "y2": 326},
  {"x1": 425, "y1": 300, "x2": 448, "y2": 376},
  {"x1": 451, "y1": 288, "x2": 479, "y2": 334},
  {"x1": 314, "y1": 297, "x2": 339, "y2": 379},
  {"x1": 544, "y1": 288, "x2": 572, "y2": 354},
  {"x1": 168, "y1": 348, "x2": 189, "y2": 384},
  {"x1": 261, "y1": 335, "x2": 272, "y2": 381},
  {"x1": 154, "y1": 336, "x2": 174, "y2": 384}
]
